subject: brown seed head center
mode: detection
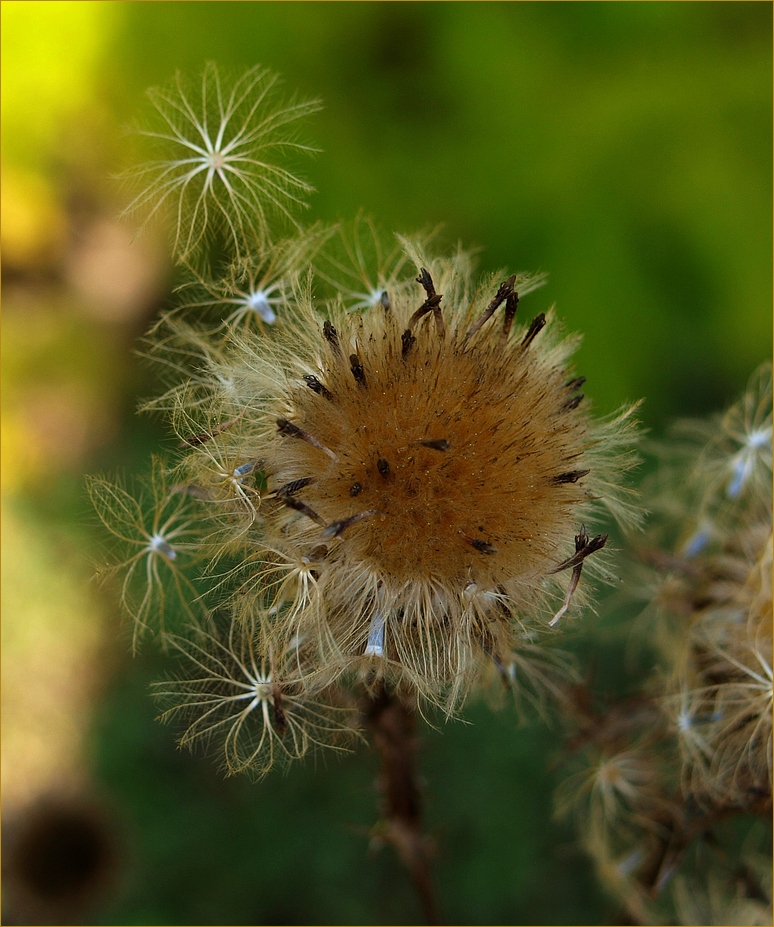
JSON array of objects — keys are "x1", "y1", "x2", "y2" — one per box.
[{"x1": 272, "y1": 311, "x2": 589, "y2": 590}]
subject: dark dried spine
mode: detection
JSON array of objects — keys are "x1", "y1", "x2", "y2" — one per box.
[
  {"x1": 522, "y1": 313, "x2": 546, "y2": 347},
  {"x1": 304, "y1": 375, "x2": 334, "y2": 400},
  {"x1": 553, "y1": 469, "x2": 590, "y2": 484},
  {"x1": 350, "y1": 354, "x2": 367, "y2": 386},
  {"x1": 323, "y1": 320, "x2": 340, "y2": 354}
]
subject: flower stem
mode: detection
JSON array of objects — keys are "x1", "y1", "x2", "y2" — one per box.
[{"x1": 363, "y1": 681, "x2": 440, "y2": 925}]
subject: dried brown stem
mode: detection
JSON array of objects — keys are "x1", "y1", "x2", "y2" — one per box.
[{"x1": 363, "y1": 682, "x2": 440, "y2": 925}]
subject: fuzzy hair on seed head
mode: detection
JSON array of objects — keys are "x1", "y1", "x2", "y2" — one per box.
[{"x1": 162, "y1": 239, "x2": 641, "y2": 709}]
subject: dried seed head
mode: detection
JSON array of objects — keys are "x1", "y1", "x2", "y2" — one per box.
[
  {"x1": 634, "y1": 363, "x2": 772, "y2": 807},
  {"x1": 207, "y1": 244, "x2": 641, "y2": 706},
  {"x1": 279, "y1": 293, "x2": 586, "y2": 590}
]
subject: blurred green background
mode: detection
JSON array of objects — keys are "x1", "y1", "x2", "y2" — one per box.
[{"x1": 2, "y1": 2, "x2": 771, "y2": 924}]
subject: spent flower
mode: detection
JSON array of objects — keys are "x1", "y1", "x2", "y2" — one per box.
[
  {"x1": 555, "y1": 362, "x2": 772, "y2": 924},
  {"x1": 171, "y1": 242, "x2": 641, "y2": 710}
]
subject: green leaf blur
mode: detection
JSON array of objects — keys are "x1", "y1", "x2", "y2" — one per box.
[{"x1": 2, "y1": 3, "x2": 770, "y2": 924}]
